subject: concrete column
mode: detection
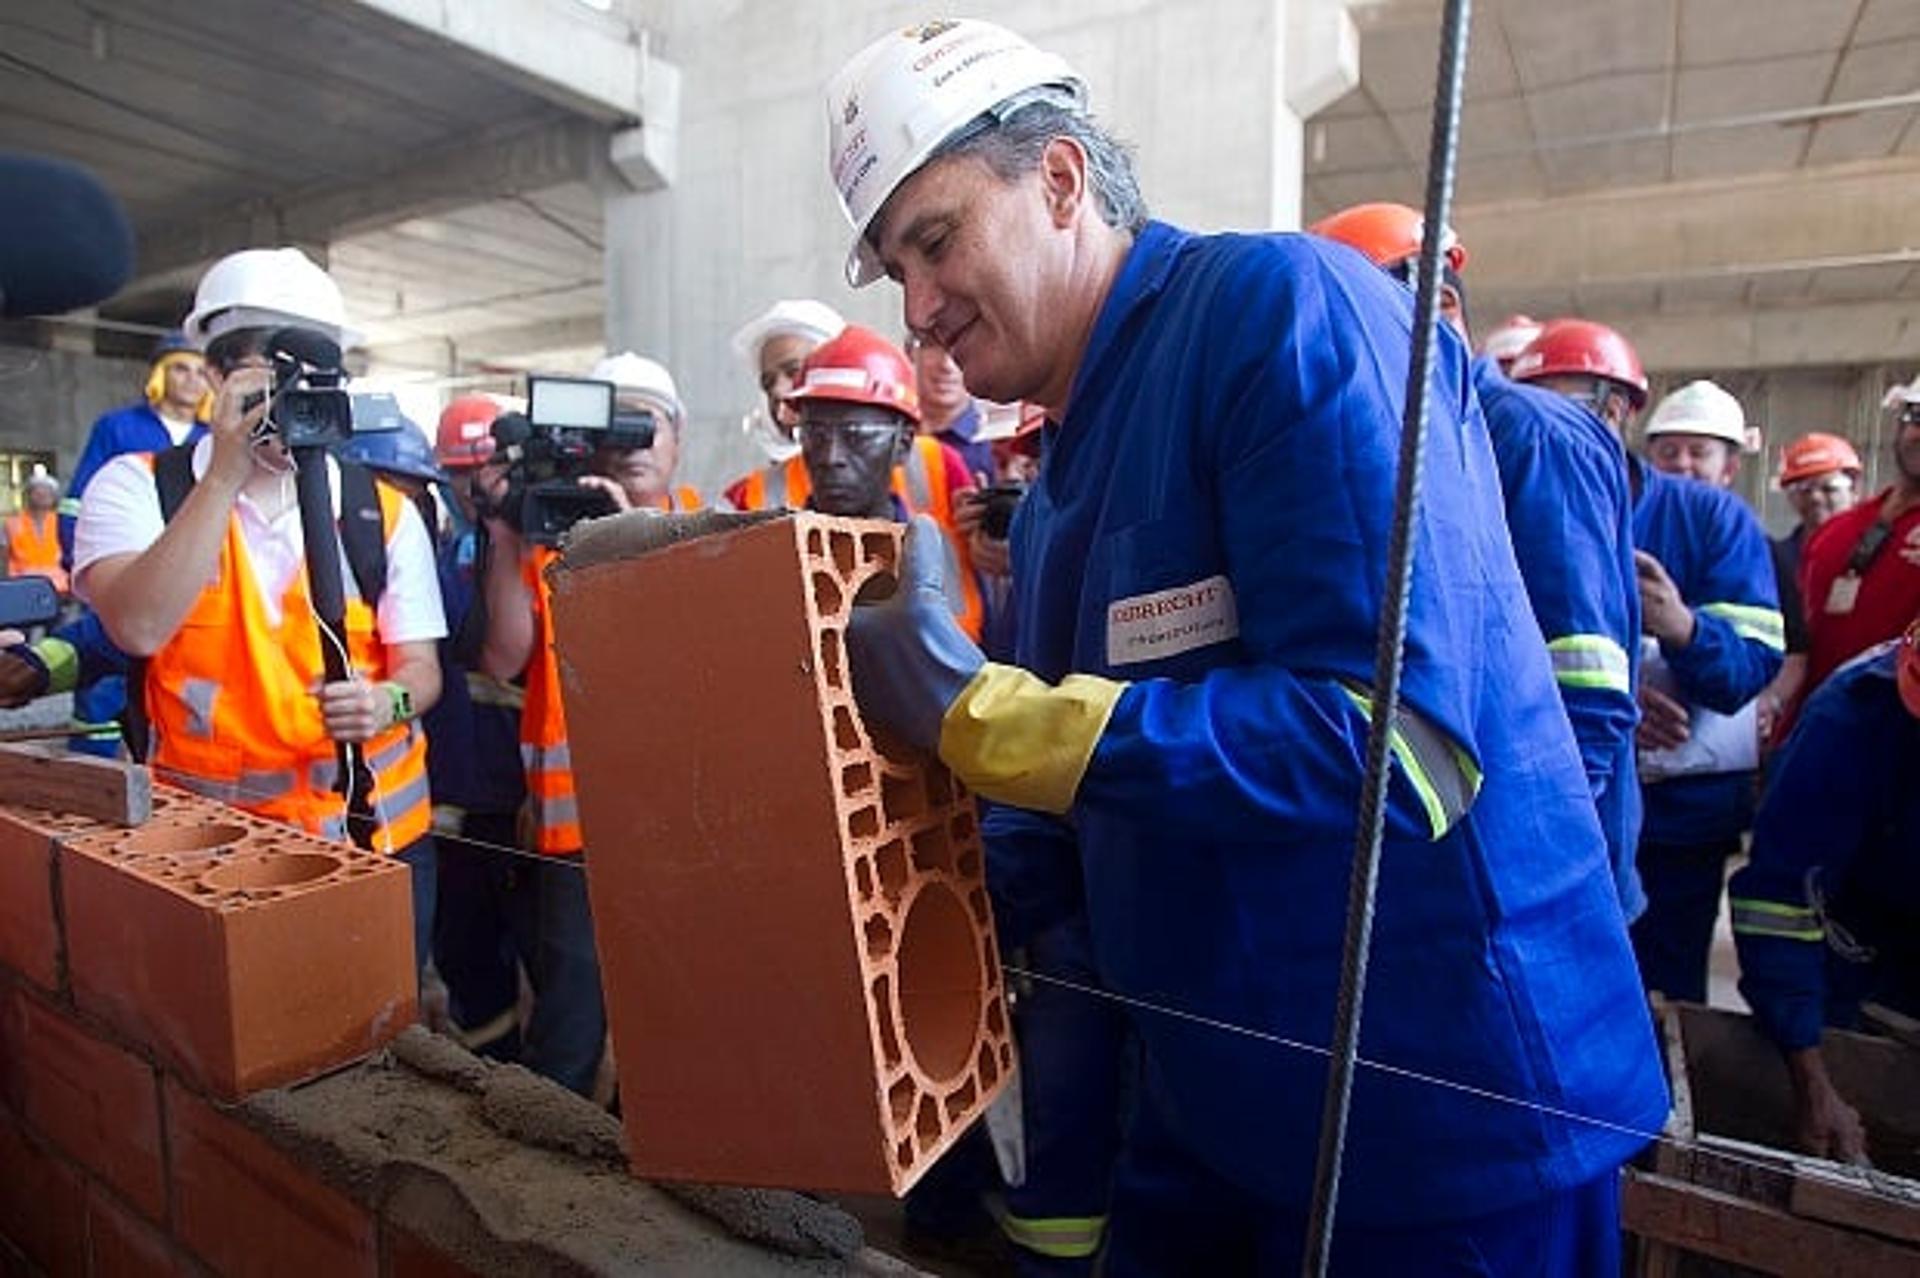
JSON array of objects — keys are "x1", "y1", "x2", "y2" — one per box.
[{"x1": 1275, "y1": 0, "x2": 1360, "y2": 229}]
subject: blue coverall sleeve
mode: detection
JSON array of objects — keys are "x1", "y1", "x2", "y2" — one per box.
[
  {"x1": 1493, "y1": 421, "x2": 1638, "y2": 807},
  {"x1": 1730, "y1": 677, "x2": 1888, "y2": 1051},
  {"x1": 1074, "y1": 248, "x2": 1481, "y2": 848},
  {"x1": 980, "y1": 802, "x2": 1081, "y2": 951},
  {"x1": 1664, "y1": 505, "x2": 1783, "y2": 713}
]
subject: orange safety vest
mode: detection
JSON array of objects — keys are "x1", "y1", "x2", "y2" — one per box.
[
  {"x1": 729, "y1": 441, "x2": 983, "y2": 639},
  {"x1": 6, "y1": 511, "x2": 67, "y2": 594},
  {"x1": 518, "y1": 486, "x2": 705, "y2": 855},
  {"x1": 142, "y1": 466, "x2": 430, "y2": 854}
]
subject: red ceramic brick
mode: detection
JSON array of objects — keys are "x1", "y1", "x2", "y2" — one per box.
[
  {"x1": 550, "y1": 513, "x2": 1012, "y2": 1194},
  {"x1": 165, "y1": 1077, "x2": 377, "y2": 1278},
  {"x1": 0, "y1": 808, "x2": 65, "y2": 991},
  {"x1": 0, "y1": 982, "x2": 166, "y2": 1222},
  {"x1": 0, "y1": 1107, "x2": 87, "y2": 1276},
  {"x1": 86, "y1": 1182, "x2": 191, "y2": 1278},
  {"x1": 380, "y1": 1225, "x2": 483, "y2": 1278},
  {"x1": 60, "y1": 789, "x2": 416, "y2": 1098}
]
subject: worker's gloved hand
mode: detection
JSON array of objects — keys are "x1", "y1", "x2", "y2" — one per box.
[
  {"x1": 849, "y1": 516, "x2": 1128, "y2": 815},
  {"x1": 847, "y1": 515, "x2": 984, "y2": 752}
]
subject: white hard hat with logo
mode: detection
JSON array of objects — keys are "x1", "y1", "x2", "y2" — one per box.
[
  {"x1": 183, "y1": 247, "x2": 353, "y2": 348},
  {"x1": 827, "y1": 19, "x2": 1085, "y2": 288},
  {"x1": 731, "y1": 300, "x2": 847, "y2": 366},
  {"x1": 1481, "y1": 314, "x2": 1543, "y2": 364},
  {"x1": 1883, "y1": 372, "x2": 1920, "y2": 409},
  {"x1": 591, "y1": 351, "x2": 684, "y2": 427},
  {"x1": 1644, "y1": 379, "x2": 1746, "y2": 447}
]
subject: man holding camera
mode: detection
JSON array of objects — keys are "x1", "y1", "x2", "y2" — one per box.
[
  {"x1": 72, "y1": 248, "x2": 445, "y2": 961},
  {"x1": 580, "y1": 352, "x2": 703, "y2": 515}
]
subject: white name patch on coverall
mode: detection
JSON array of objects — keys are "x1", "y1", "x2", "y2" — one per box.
[{"x1": 1107, "y1": 575, "x2": 1240, "y2": 666}]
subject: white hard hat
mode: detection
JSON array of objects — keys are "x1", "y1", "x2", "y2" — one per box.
[
  {"x1": 1883, "y1": 373, "x2": 1920, "y2": 409},
  {"x1": 826, "y1": 19, "x2": 1084, "y2": 288},
  {"x1": 591, "y1": 351, "x2": 684, "y2": 426},
  {"x1": 24, "y1": 464, "x2": 56, "y2": 492},
  {"x1": 1644, "y1": 379, "x2": 1746, "y2": 447},
  {"x1": 1480, "y1": 314, "x2": 1543, "y2": 363},
  {"x1": 183, "y1": 247, "x2": 352, "y2": 348},
  {"x1": 731, "y1": 300, "x2": 847, "y2": 366}
]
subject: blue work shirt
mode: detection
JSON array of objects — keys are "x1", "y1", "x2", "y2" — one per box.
[
  {"x1": 1005, "y1": 222, "x2": 1666, "y2": 1226},
  {"x1": 1476, "y1": 357, "x2": 1644, "y2": 919},
  {"x1": 422, "y1": 523, "x2": 526, "y2": 817},
  {"x1": 60, "y1": 402, "x2": 207, "y2": 560},
  {"x1": 933, "y1": 402, "x2": 995, "y2": 481},
  {"x1": 1630, "y1": 458, "x2": 1784, "y2": 843},
  {"x1": 1731, "y1": 644, "x2": 1920, "y2": 1051}
]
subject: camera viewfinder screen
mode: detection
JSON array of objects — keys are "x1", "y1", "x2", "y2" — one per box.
[{"x1": 528, "y1": 377, "x2": 614, "y2": 431}]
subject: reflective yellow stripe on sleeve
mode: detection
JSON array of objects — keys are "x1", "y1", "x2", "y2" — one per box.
[
  {"x1": 1546, "y1": 634, "x2": 1632, "y2": 695},
  {"x1": 35, "y1": 637, "x2": 79, "y2": 695},
  {"x1": 1338, "y1": 683, "x2": 1482, "y2": 840},
  {"x1": 989, "y1": 1201, "x2": 1107, "y2": 1260},
  {"x1": 1699, "y1": 602, "x2": 1786, "y2": 652},
  {"x1": 1729, "y1": 897, "x2": 1823, "y2": 942}
]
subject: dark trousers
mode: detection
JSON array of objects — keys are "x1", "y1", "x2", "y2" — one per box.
[
  {"x1": 1630, "y1": 835, "x2": 1741, "y2": 1004},
  {"x1": 394, "y1": 835, "x2": 437, "y2": 974},
  {"x1": 1104, "y1": 1090, "x2": 1624, "y2": 1277},
  {"x1": 431, "y1": 816, "x2": 606, "y2": 1096}
]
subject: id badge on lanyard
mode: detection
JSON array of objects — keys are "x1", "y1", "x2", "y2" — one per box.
[
  {"x1": 1829, "y1": 517, "x2": 1894, "y2": 614},
  {"x1": 1826, "y1": 573, "x2": 1861, "y2": 615}
]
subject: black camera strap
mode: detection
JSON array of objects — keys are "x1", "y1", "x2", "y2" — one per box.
[{"x1": 124, "y1": 444, "x2": 388, "y2": 760}]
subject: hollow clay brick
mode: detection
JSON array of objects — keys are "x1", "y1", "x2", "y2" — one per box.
[
  {"x1": 164, "y1": 1077, "x2": 378, "y2": 1278},
  {"x1": 0, "y1": 1106, "x2": 88, "y2": 1276},
  {"x1": 60, "y1": 787, "x2": 416, "y2": 1099},
  {"x1": 549, "y1": 512, "x2": 1013, "y2": 1195},
  {"x1": 0, "y1": 807, "x2": 66, "y2": 991},
  {"x1": 0, "y1": 982, "x2": 166, "y2": 1222},
  {"x1": 85, "y1": 1181, "x2": 192, "y2": 1278}
]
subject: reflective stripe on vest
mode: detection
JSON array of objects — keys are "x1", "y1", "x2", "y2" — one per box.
[
  {"x1": 1546, "y1": 634, "x2": 1632, "y2": 695},
  {"x1": 1337, "y1": 682, "x2": 1482, "y2": 840},
  {"x1": 522, "y1": 546, "x2": 583, "y2": 855},
  {"x1": 141, "y1": 458, "x2": 431, "y2": 854}
]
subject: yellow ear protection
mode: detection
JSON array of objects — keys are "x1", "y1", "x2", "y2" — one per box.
[{"x1": 145, "y1": 351, "x2": 214, "y2": 419}]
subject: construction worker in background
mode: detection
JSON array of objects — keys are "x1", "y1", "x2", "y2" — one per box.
[
  {"x1": 787, "y1": 326, "x2": 984, "y2": 641},
  {"x1": 61, "y1": 330, "x2": 211, "y2": 560},
  {"x1": 1514, "y1": 321, "x2": 1784, "y2": 1004},
  {"x1": 5, "y1": 466, "x2": 69, "y2": 596},
  {"x1": 1759, "y1": 433, "x2": 1862, "y2": 744},
  {"x1": 584, "y1": 352, "x2": 702, "y2": 514},
  {"x1": 1793, "y1": 375, "x2": 1920, "y2": 724},
  {"x1": 1480, "y1": 314, "x2": 1543, "y2": 376},
  {"x1": 828, "y1": 20, "x2": 1664, "y2": 1272},
  {"x1": 723, "y1": 299, "x2": 845, "y2": 510},
  {"x1": 1314, "y1": 203, "x2": 1645, "y2": 920},
  {"x1": 420, "y1": 393, "x2": 531, "y2": 1061},
  {"x1": 908, "y1": 331, "x2": 996, "y2": 478},
  {"x1": 1642, "y1": 379, "x2": 1749, "y2": 489},
  {"x1": 71, "y1": 247, "x2": 446, "y2": 968},
  {"x1": 1730, "y1": 618, "x2": 1920, "y2": 1164}
]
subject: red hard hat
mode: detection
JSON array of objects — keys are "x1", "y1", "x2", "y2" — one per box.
[
  {"x1": 1509, "y1": 319, "x2": 1649, "y2": 408},
  {"x1": 786, "y1": 324, "x2": 921, "y2": 425},
  {"x1": 1308, "y1": 201, "x2": 1467, "y2": 275},
  {"x1": 1777, "y1": 432, "x2": 1862, "y2": 486},
  {"x1": 437, "y1": 395, "x2": 501, "y2": 469}
]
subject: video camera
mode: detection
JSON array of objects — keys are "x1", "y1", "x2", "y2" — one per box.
[
  {"x1": 241, "y1": 328, "x2": 354, "y2": 450},
  {"x1": 488, "y1": 375, "x2": 660, "y2": 545}
]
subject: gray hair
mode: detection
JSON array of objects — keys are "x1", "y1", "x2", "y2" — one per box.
[{"x1": 930, "y1": 99, "x2": 1149, "y2": 235}]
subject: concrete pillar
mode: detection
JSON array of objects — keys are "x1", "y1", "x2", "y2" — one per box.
[{"x1": 1275, "y1": 0, "x2": 1360, "y2": 229}]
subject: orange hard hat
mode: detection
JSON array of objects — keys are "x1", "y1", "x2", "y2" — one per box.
[
  {"x1": 1308, "y1": 201, "x2": 1467, "y2": 275},
  {"x1": 1777, "y1": 432, "x2": 1862, "y2": 487},
  {"x1": 1509, "y1": 319, "x2": 1649, "y2": 409},
  {"x1": 437, "y1": 395, "x2": 501, "y2": 469},
  {"x1": 786, "y1": 324, "x2": 921, "y2": 425}
]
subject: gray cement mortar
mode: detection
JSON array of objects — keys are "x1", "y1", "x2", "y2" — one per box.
[{"x1": 232, "y1": 1027, "x2": 909, "y2": 1276}]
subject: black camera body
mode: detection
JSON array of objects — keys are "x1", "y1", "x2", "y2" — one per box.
[
  {"x1": 491, "y1": 376, "x2": 659, "y2": 545},
  {"x1": 265, "y1": 328, "x2": 353, "y2": 449},
  {"x1": 979, "y1": 482, "x2": 1028, "y2": 540}
]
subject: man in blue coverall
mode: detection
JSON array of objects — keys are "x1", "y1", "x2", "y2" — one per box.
[
  {"x1": 1313, "y1": 204, "x2": 1644, "y2": 920},
  {"x1": 1514, "y1": 321, "x2": 1785, "y2": 1003},
  {"x1": 826, "y1": 20, "x2": 1667, "y2": 1273},
  {"x1": 1730, "y1": 626, "x2": 1920, "y2": 1165}
]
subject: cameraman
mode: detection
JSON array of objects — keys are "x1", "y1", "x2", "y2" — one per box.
[
  {"x1": 72, "y1": 248, "x2": 446, "y2": 966},
  {"x1": 581, "y1": 353, "x2": 703, "y2": 514}
]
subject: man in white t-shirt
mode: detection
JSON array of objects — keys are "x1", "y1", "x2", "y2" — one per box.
[{"x1": 73, "y1": 248, "x2": 446, "y2": 964}]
